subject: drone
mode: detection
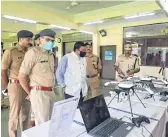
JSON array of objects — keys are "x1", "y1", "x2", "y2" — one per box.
[{"x1": 104, "y1": 76, "x2": 168, "y2": 102}]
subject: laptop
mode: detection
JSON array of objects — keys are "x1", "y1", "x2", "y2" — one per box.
[
  {"x1": 49, "y1": 97, "x2": 79, "y2": 137},
  {"x1": 79, "y1": 95, "x2": 134, "y2": 137}
]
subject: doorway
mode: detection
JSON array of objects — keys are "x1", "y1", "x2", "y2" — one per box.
[{"x1": 100, "y1": 45, "x2": 116, "y2": 80}]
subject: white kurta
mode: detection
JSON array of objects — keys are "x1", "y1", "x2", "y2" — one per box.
[{"x1": 64, "y1": 52, "x2": 88, "y2": 97}]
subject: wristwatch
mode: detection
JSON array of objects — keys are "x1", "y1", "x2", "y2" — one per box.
[{"x1": 86, "y1": 75, "x2": 90, "y2": 78}]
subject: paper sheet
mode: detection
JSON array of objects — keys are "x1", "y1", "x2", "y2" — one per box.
[{"x1": 49, "y1": 98, "x2": 78, "y2": 137}]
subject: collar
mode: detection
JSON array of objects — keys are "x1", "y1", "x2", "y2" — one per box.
[
  {"x1": 37, "y1": 46, "x2": 47, "y2": 53},
  {"x1": 72, "y1": 51, "x2": 80, "y2": 58},
  {"x1": 86, "y1": 53, "x2": 93, "y2": 58},
  {"x1": 38, "y1": 46, "x2": 53, "y2": 54},
  {"x1": 124, "y1": 54, "x2": 133, "y2": 58},
  {"x1": 16, "y1": 44, "x2": 27, "y2": 52}
]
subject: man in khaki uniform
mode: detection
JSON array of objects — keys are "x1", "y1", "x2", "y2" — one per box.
[
  {"x1": 1, "y1": 30, "x2": 33, "y2": 137},
  {"x1": 18, "y1": 29, "x2": 56, "y2": 125},
  {"x1": 85, "y1": 42, "x2": 102, "y2": 97},
  {"x1": 114, "y1": 44, "x2": 140, "y2": 81}
]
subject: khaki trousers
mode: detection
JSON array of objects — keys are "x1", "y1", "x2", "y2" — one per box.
[
  {"x1": 30, "y1": 89, "x2": 56, "y2": 125},
  {"x1": 87, "y1": 76, "x2": 99, "y2": 98},
  {"x1": 8, "y1": 83, "x2": 30, "y2": 137}
]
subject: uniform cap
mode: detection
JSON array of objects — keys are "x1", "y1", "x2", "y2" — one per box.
[
  {"x1": 85, "y1": 42, "x2": 92, "y2": 46},
  {"x1": 39, "y1": 29, "x2": 56, "y2": 38},
  {"x1": 17, "y1": 30, "x2": 34, "y2": 38},
  {"x1": 34, "y1": 33, "x2": 40, "y2": 40},
  {"x1": 124, "y1": 44, "x2": 132, "y2": 50}
]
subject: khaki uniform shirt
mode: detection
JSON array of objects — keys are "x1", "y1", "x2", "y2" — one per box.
[
  {"x1": 1, "y1": 45, "x2": 27, "y2": 79},
  {"x1": 115, "y1": 54, "x2": 140, "y2": 78},
  {"x1": 19, "y1": 46, "x2": 55, "y2": 87},
  {"x1": 86, "y1": 54, "x2": 102, "y2": 79}
]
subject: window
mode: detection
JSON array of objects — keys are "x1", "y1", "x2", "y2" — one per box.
[{"x1": 123, "y1": 23, "x2": 168, "y2": 67}]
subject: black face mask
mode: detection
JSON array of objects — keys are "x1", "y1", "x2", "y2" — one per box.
[
  {"x1": 28, "y1": 43, "x2": 33, "y2": 47},
  {"x1": 80, "y1": 51, "x2": 86, "y2": 57}
]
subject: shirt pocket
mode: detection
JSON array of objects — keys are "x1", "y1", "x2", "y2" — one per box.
[
  {"x1": 39, "y1": 62, "x2": 49, "y2": 73},
  {"x1": 13, "y1": 56, "x2": 23, "y2": 68},
  {"x1": 119, "y1": 60, "x2": 124, "y2": 68}
]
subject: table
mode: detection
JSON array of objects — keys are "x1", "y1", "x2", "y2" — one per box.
[
  {"x1": 108, "y1": 92, "x2": 168, "y2": 137},
  {"x1": 22, "y1": 97, "x2": 167, "y2": 137}
]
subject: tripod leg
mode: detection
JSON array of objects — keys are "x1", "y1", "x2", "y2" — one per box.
[
  {"x1": 152, "y1": 95, "x2": 155, "y2": 101},
  {"x1": 134, "y1": 92, "x2": 146, "y2": 108},
  {"x1": 108, "y1": 94, "x2": 118, "y2": 105},
  {"x1": 127, "y1": 92, "x2": 133, "y2": 118},
  {"x1": 117, "y1": 94, "x2": 119, "y2": 103}
]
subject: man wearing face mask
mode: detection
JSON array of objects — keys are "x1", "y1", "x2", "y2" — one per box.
[
  {"x1": 1, "y1": 30, "x2": 33, "y2": 137},
  {"x1": 56, "y1": 41, "x2": 88, "y2": 105},
  {"x1": 18, "y1": 29, "x2": 56, "y2": 125},
  {"x1": 114, "y1": 44, "x2": 140, "y2": 81}
]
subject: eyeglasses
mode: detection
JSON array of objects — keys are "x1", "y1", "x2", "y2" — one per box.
[{"x1": 24, "y1": 38, "x2": 32, "y2": 41}]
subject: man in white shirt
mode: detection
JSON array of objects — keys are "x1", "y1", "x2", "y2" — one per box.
[{"x1": 56, "y1": 41, "x2": 88, "y2": 104}]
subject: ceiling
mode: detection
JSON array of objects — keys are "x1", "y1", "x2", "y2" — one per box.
[
  {"x1": 1, "y1": 0, "x2": 167, "y2": 43},
  {"x1": 32, "y1": 1, "x2": 132, "y2": 15}
]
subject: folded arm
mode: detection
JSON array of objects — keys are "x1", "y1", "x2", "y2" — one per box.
[{"x1": 18, "y1": 49, "x2": 36, "y2": 95}]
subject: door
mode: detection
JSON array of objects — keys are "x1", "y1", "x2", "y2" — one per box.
[{"x1": 100, "y1": 45, "x2": 116, "y2": 80}]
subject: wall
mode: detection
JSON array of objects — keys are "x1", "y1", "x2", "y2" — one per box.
[
  {"x1": 3, "y1": 42, "x2": 13, "y2": 49},
  {"x1": 65, "y1": 42, "x2": 76, "y2": 54},
  {"x1": 135, "y1": 66, "x2": 168, "y2": 79},
  {"x1": 55, "y1": 32, "x2": 62, "y2": 62},
  {"x1": 96, "y1": 16, "x2": 168, "y2": 78}
]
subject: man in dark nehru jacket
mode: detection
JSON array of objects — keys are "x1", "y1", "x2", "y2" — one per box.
[
  {"x1": 1, "y1": 30, "x2": 33, "y2": 137},
  {"x1": 19, "y1": 29, "x2": 57, "y2": 125}
]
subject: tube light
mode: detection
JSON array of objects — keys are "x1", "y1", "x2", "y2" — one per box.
[
  {"x1": 2, "y1": 15, "x2": 37, "y2": 24},
  {"x1": 124, "y1": 12, "x2": 155, "y2": 19},
  {"x1": 50, "y1": 24, "x2": 71, "y2": 30},
  {"x1": 84, "y1": 20, "x2": 104, "y2": 25},
  {"x1": 80, "y1": 30, "x2": 93, "y2": 35},
  {"x1": 125, "y1": 32, "x2": 138, "y2": 38},
  {"x1": 124, "y1": 14, "x2": 138, "y2": 19},
  {"x1": 138, "y1": 12, "x2": 155, "y2": 17}
]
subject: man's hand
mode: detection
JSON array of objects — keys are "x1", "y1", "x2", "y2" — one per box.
[
  {"x1": 127, "y1": 70, "x2": 134, "y2": 76},
  {"x1": 1, "y1": 69, "x2": 8, "y2": 90},
  {"x1": 25, "y1": 95, "x2": 30, "y2": 100},
  {"x1": 117, "y1": 68, "x2": 122, "y2": 74},
  {"x1": 18, "y1": 73, "x2": 31, "y2": 95},
  {"x1": 1, "y1": 83, "x2": 7, "y2": 90},
  {"x1": 62, "y1": 87, "x2": 65, "y2": 93}
]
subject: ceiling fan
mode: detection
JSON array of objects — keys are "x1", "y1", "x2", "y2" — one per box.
[{"x1": 66, "y1": 0, "x2": 99, "y2": 10}]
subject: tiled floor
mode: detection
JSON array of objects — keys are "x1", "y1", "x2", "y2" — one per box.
[{"x1": 1, "y1": 80, "x2": 111, "y2": 137}]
